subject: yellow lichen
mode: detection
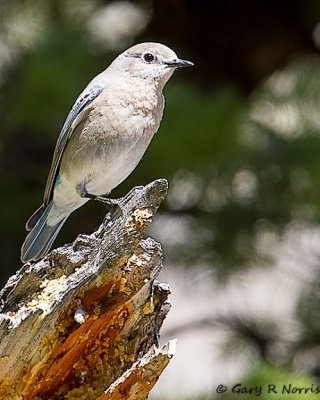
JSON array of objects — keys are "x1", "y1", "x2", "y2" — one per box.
[
  {"x1": 118, "y1": 277, "x2": 132, "y2": 295},
  {"x1": 62, "y1": 385, "x2": 96, "y2": 400},
  {"x1": 143, "y1": 298, "x2": 154, "y2": 315},
  {"x1": 39, "y1": 335, "x2": 49, "y2": 351},
  {"x1": 0, "y1": 377, "x2": 18, "y2": 400},
  {"x1": 114, "y1": 339, "x2": 128, "y2": 366},
  {"x1": 8, "y1": 275, "x2": 69, "y2": 329}
]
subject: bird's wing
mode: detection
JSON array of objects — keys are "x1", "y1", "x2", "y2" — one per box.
[{"x1": 43, "y1": 80, "x2": 105, "y2": 207}]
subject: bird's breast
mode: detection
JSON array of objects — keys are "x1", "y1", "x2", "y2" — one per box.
[
  {"x1": 80, "y1": 127, "x2": 153, "y2": 196},
  {"x1": 59, "y1": 86, "x2": 164, "y2": 198}
]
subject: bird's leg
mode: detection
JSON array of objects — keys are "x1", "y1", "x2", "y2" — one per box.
[{"x1": 78, "y1": 185, "x2": 122, "y2": 218}]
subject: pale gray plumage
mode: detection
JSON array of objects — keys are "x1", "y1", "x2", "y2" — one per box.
[{"x1": 21, "y1": 42, "x2": 193, "y2": 263}]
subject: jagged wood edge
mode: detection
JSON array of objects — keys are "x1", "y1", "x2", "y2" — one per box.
[{"x1": 0, "y1": 179, "x2": 174, "y2": 400}]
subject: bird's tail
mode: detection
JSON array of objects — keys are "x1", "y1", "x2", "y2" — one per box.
[{"x1": 21, "y1": 201, "x2": 67, "y2": 263}]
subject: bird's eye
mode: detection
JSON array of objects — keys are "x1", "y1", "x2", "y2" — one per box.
[{"x1": 143, "y1": 53, "x2": 155, "y2": 63}]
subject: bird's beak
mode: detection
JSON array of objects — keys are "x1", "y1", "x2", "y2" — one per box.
[{"x1": 165, "y1": 59, "x2": 194, "y2": 68}]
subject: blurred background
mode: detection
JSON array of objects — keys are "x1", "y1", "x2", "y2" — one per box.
[{"x1": 2, "y1": 0, "x2": 320, "y2": 398}]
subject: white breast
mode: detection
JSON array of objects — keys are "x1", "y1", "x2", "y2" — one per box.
[
  {"x1": 86, "y1": 132, "x2": 151, "y2": 195},
  {"x1": 50, "y1": 75, "x2": 164, "y2": 223}
]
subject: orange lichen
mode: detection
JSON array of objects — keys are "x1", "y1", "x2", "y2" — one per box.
[
  {"x1": 22, "y1": 300, "x2": 133, "y2": 399},
  {"x1": 81, "y1": 279, "x2": 115, "y2": 311},
  {"x1": 125, "y1": 208, "x2": 152, "y2": 232}
]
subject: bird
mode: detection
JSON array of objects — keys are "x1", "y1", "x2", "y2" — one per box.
[{"x1": 21, "y1": 42, "x2": 193, "y2": 263}]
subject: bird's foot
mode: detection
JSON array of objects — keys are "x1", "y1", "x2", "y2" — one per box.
[
  {"x1": 95, "y1": 196, "x2": 122, "y2": 217},
  {"x1": 79, "y1": 186, "x2": 122, "y2": 218}
]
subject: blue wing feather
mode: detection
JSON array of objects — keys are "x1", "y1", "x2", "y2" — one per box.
[{"x1": 43, "y1": 80, "x2": 105, "y2": 206}]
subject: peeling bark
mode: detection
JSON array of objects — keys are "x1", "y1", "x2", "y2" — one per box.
[{"x1": 0, "y1": 179, "x2": 175, "y2": 400}]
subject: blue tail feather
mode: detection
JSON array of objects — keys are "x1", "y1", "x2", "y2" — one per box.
[{"x1": 21, "y1": 201, "x2": 67, "y2": 263}]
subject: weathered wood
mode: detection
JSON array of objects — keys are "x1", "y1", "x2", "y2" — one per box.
[
  {"x1": 0, "y1": 179, "x2": 175, "y2": 400},
  {"x1": 99, "y1": 341, "x2": 176, "y2": 400}
]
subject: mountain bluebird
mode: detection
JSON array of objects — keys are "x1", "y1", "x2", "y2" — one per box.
[{"x1": 21, "y1": 42, "x2": 193, "y2": 263}]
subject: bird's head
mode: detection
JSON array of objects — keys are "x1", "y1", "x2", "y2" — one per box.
[{"x1": 110, "y1": 42, "x2": 193, "y2": 87}]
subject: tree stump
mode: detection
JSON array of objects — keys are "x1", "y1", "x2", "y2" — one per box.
[{"x1": 0, "y1": 179, "x2": 175, "y2": 400}]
